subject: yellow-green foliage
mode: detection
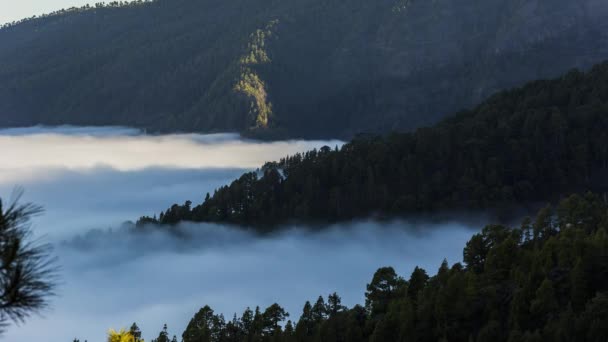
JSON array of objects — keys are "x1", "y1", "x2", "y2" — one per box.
[
  {"x1": 240, "y1": 20, "x2": 279, "y2": 66},
  {"x1": 234, "y1": 20, "x2": 279, "y2": 129},
  {"x1": 108, "y1": 328, "x2": 142, "y2": 342},
  {"x1": 235, "y1": 71, "x2": 272, "y2": 128}
]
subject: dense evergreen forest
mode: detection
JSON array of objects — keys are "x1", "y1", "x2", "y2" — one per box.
[
  {"x1": 137, "y1": 62, "x2": 608, "y2": 228},
  {"x1": 2, "y1": 0, "x2": 608, "y2": 138},
  {"x1": 106, "y1": 194, "x2": 608, "y2": 342}
]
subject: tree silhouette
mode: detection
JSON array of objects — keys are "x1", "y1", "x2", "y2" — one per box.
[{"x1": 0, "y1": 191, "x2": 56, "y2": 332}]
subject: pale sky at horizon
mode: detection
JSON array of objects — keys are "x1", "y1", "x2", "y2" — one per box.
[{"x1": 0, "y1": 0, "x2": 94, "y2": 25}]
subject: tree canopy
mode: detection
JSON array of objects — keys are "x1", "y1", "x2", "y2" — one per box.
[
  {"x1": 126, "y1": 193, "x2": 608, "y2": 342},
  {"x1": 2, "y1": 0, "x2": 608, "y2": 138},
  {"x1": 139, "y1": 61, "x2": 608, "y2": 228}
]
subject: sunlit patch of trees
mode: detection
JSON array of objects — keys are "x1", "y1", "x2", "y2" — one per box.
[{"x1": 2, "y1": 0, "x2": 606, "y2": 138}]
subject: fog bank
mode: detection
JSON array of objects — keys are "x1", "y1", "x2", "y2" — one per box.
[
  {"x1": 0, "y1": 126, "x2": 343, "y2": 239},
  {"x1": 8, "y1": 220, "x2": 478, "y2": 342},
  {"x1": 0, "y1": 127, "x2": 480, "y2": 342},
  {"x1": 0, "y1": 125, "x2": 342, "y2": 185}
]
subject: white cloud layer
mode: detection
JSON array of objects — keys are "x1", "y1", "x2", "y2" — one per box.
[
  {"x1": 8, "y1": 221, "x2": 477, "y2": 342},
  {"x1": 0, "y1": 127, "x2": 481, "y2": 342},
  {"x1": 0, "y1": 126, "x2": 343, "y2": 239},
  {"x1": 0, "y1": 126, "x2": 343, "y2": 185}
]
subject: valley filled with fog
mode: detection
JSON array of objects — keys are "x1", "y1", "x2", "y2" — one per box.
[{"x1": 0, "y1": 127, "x2": 481, "y2": 342}]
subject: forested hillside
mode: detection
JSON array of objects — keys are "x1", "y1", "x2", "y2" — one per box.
[
  {"x1": 115, "y1": 194, "x2": 608, "y2": 342},
  {"x1": 2, "y1": 0, "x2": 608, "y2": 138},
  {"x1": 138, "y1": 62, "x2": 608, "y2": 227}
]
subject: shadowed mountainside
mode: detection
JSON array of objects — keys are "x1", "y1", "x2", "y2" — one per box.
[{"x1": 1, "y1": 0, "x2": 608, "y2": 138}]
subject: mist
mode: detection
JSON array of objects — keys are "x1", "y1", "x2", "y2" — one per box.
[
  {"x1": 0, "y1": 126, "x2": 342, "y2": 185},
  {"x1": 10, "y1": 221, "x2": 478, "y2": 342},
  {"x1": 0, "y1": 127, "x2": 482, "y2": 342},
  {"x1": 0, "y1": 126, "x2": 342, "y2": 239}
]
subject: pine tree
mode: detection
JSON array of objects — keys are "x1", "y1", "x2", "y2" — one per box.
[
  {"x1": 263, "y1": 303, "x2": 289, "y2": 336},
  {"x1": 129, "y1": 323, "x2": 143, "y2": 342},
  {"x1": 151, "y1": 324, "x2": 170, "y2": 342},
  {"x1": 366, "y1": 267, "x2": 404, "y2": 317},
  {"x1": 407, "y1": 267, "x2": 429, "y2": 303},
  {"x1": 311, "y1": 296, "x2": 327, "y2": 323},
  {"x1": 327, "y1": 292, "x2": 345, "y2": 316},
  {"x1": 0, "y1": 195, "x2": 56, "y2": 330},
  {"x1": 295, "y1": 301, "x2": 314, "y2": 339}
]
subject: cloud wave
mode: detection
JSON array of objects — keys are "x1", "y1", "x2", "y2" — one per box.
[
  {"x1": 6, "y1": 220, "x2": 478, "y2": 342},
  {"x1": 0, "y1": 127, "x2": 480, "y2": 342},
  {"x1": 0, "y1": 126, "x2": 343, "y2": 184}
]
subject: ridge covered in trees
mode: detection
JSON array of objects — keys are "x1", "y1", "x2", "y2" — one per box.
[
  {"x1": 0, "y1": 1, "x2": 153, "y2": 30},
  {"x1": 106, "y1": 194, "x2": 608, "y2": 342},
  {"x1": 2, "y1": 0, "x2": 608, "y2": 138},
  {"x1": 138, "y1": 62, "x2": 608, "y2": 228}
]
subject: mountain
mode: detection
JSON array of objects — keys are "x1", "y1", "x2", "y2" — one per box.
[
  {"x1": 2, "y1": 0, "x2": 608, "y2": 138},
  {"x1": 129, "y1": 194, "x2": 608, "y2": 342},
  {"x1": 138, "y1": 61, "x2": 608, "y2": 227}
]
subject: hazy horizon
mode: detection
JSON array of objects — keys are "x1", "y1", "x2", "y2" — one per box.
[
  {"x1": 0, "y1": 0, "x2": 605, "y2": 338},
  {"x1": 0, "y1": 0, "x2": 94, "y2": 25},
  {"x1": 0, "y1": 126, "x2": 343, "y2": 239},
  {"x1": 11, "y1": 220, "x2": 478, "y2": 342}
]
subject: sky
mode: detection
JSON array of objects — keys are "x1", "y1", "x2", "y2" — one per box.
[
  {"x1": 0, "y1": 0, "x2": 93, "y2": 25},
  {"x1": 0, "y1": 126, "x2": 484, "y2": 342}
]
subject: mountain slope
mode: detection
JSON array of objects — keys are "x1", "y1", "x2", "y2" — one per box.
[
  {"x1": 138, "y1": 61, "x2": 608, "y2": 227},
  {"x1": 2, "y1": 0, "x2": 608, "y2": 138},
  {"x1": 137, "y1": 194, "x2": 608, "y2": 342}
]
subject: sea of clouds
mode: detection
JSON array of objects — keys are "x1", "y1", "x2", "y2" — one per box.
[{"x1": 0, "y1": 126, "x2": 481, "y2": 342}]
